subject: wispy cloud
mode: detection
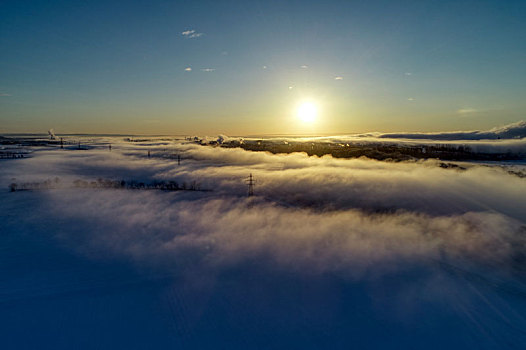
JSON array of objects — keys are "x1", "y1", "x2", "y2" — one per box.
[
  {"x1": 301, "y1": 65, "x2": 308, "y2": 69},
  {"x1": 201, "y1": 68, "x2": 215, "y2": 72},
  {"x1": 182, "y1": 29, "x2": 204, "y2": 38},
  {"x1": 408, "y1": 97, "x2": 415, "y2": 101},
  {"x1": 184, "y1": 67, "x2": 192, "y2": 72},
  {"x1": 0, "y1": 93, "x2": 12, "y2": 96},
  {"x1": 457, "y1": 107, "x2": 478, "y2": 115},
  {"x1": 405, "y1": 72, "x2": 412, "y2": 76},
  {"x1": 334, "y1": 76, "x2": 343, "y2": 80}
]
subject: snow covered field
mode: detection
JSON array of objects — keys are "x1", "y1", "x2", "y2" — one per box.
[{"x1": 1, "y1": 136, "x2": 525, "y2": 349}]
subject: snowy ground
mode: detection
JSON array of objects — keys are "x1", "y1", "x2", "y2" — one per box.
[{"x1": 1, "y1": 137, "x2": 525, "y2": 349}]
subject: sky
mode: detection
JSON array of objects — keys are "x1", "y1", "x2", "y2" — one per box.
[{"x1": 1, "y1": 0, "x2": 526, "y2": 135}]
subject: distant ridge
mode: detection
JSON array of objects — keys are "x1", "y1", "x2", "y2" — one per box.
[{"x1": 378, "y1": 121, "x2": 526, "y2": 140}]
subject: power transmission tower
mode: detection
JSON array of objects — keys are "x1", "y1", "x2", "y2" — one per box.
[{"x1": 246, "y1": 173, "x2": 255, "y2": 197}]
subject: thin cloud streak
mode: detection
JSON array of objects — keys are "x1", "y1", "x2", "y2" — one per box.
[
  {"x1": 457, "y1": 107, "x2": 478, "y2": 115},
  {"x1": 182, "y1": 29, "x2": 204, "y2": 38}
]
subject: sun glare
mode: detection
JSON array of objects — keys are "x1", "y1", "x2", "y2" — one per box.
[{"x1": 297, "y1": 102, "x2": 317, "y2": 123}]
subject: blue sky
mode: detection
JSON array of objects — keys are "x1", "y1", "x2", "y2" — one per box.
[{"x1": 1, "y1": 0, "x2": 526, "y2": 134}]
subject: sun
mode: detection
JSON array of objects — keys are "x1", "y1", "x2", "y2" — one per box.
[{"x1": 297, "y1": 102, "x2": 317, "y2": 123}]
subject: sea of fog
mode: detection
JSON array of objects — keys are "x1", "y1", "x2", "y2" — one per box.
[{"x1": 1, "y1": 135, "x2": 525, "y2": 349}]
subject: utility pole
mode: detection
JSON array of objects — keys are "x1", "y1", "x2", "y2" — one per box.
[
  {"x1": 60, "y1": 138, "x2": 64, "y2": 149},
  {"x1": 177, "y1": 154, "x2": 181, "y2": 165},
  {"x1": 246, "y1": 173, "x2": 255, "y2": 197}
]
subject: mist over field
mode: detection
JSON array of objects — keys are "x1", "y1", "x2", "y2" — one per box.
[{"x1": 1, "y1": 133, "x2": 525, "y2": 349}]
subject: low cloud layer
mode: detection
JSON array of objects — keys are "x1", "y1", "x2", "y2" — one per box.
[
  {"x1": 43, "y1": 190, "x2": 524, "y2": 278},
  {"x1": 2, "y1": 139, "x2": 525, "y2": 277}
]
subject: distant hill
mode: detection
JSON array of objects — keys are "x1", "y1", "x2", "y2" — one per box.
[{"x1": 379, "y1": 120, "x2": 526, "y2": 140}]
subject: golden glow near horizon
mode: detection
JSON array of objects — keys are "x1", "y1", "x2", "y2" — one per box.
[{"x1": 297, "y1": 102, "x2": 318, "y2": 124}]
